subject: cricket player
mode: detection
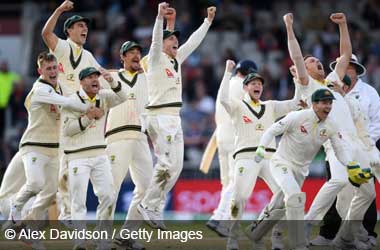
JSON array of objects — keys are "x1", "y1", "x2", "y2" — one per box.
[
  {"x1": 105, "y1": 41, "x2": 152, "y2": 250},
  {"x1": 41, "y1": 0, "x2": 101, "y2": 222},
  {"x1": 283, "y1": 13, "x2": 378, "y2": 250},
  {"x1": 61, "y1": 67, "x2": 127, "y2": 250},
  {"x1": 256, "y1": 88, "x2": 371, "y2": 250},
  {"x1": 206, "y1": 59, "x2": 258, "y2": 237},
  {"x1": 219, "y1": 59, "x2": 302, "y2": 250},
  {"x1": 137, "y1": 2, "x2": 216, "y2": 230},
  {"x1": 5, "y1": 53, "x2": 89, "y2": 250}
]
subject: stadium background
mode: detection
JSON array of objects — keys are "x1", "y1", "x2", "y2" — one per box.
[{"x1": 0, "y1": 0, "x2": 379, "y2": 219}]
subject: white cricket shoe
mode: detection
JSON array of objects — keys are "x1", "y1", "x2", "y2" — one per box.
[
  {"x1": 355, "y1": 238, "x2": 372, "y2": 250},
  {"x1": 226, "y1": 237, "x2": 239, "y2": 250},
  {"x1": 9, "y1": 203, "x2": 21, "y2": 223},
  {"x1": 309, "y1": 235, "x2": 332, "y2": 246},
  {"x1": 137, "y1": 204, "x2": 167, "y2": 230},
  {"x1": 251, "y1": 239, "x2": 265, "y2": 250},
  {"x1": 332, "y1": 237, "x2": 356, "y2": 250},
  {"x1": 271, "y1": 228, "x2": 285, "y2": 250},
  {"x1": 369, "y1": 236, "x2": 377, "y2": 247}
]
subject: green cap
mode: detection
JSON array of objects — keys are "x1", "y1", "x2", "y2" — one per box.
[
  {"x1": 163, "y1": 30, "x2": 180, "y2": 40},
  {"x1": 63, "y1": 15, "x2": 90, "y2": 36},
  {"x1": 120, "y1": 41, "x2": 142, "y2": 55},
  {"x1": 342, "y1": 74, "x2": 351, "y2": 86},
  {"x1": 311, "y1": 89, "x2": 335, "y2": 102},
  {"x1": 79, "y1": 67, "x2": 100, "y2": 80},
  {"x1": 243, "y1": 72, "x2": 265, "y2": 85}
]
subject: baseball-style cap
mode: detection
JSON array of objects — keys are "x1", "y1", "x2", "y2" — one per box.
[
  {"x1": 236, "y1": 60, "x2": 258, "y2": 75},
  {"x1": 120, "y1": 41, "x2": 142, "y2": 55},
  {"x1": 163, "y1": 30, "x2": 180, "y2": 40},
  {"x1": 63, "y1": 15, "x2": 90, "y2": 36},
  {"x1": 311, "y1": 89, "x2": 335, "y2": 102},
  {"x1": 329, "y1": 54, "x2": 366, "y2": 77},
  {"x1": 79, "y1": 67, "x2": 100, "y2": 80},
  {"x1": 243, "y1": 72, "x2": 265, "y2": 85}
]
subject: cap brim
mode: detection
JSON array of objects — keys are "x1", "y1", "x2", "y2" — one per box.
[
  {"x1": 329, "y1": 60, "x2": 366, "y2": 77},
  {"x1": 164, "y1": 30, "x2": 180, "y2": 39},
  {"x1": 244, "y1": 76, "x2": 265, "y2": 85}
]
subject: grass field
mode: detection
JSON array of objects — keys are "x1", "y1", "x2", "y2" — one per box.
[{"x1": 0, "y1": 221, "x2": 378, "y2": 250}]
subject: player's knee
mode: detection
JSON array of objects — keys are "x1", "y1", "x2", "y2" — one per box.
[
  {"x1": 26, "y1": 180, "x2": 44, "y2": 193},
  {"x1": 285, "y1": 192, "x2": 306, "y2": 208},
  {"x1": 98, "y1": 190, "x2": 115, "y2": 207}
]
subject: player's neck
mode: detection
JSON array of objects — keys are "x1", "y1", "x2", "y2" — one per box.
[{"x1": 40, "y1": 76, "x2": 57, "y2": 88}]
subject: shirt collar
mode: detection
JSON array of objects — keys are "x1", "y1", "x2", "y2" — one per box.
[
  {"x1": 243, "y1": 93, "x2": 261, "y2": 106},
  {"x1": 67, "y1": 38, "x2": 83, "y2": 53},
  {"x1": 79, "y1": 87, "x2": 99, "y2": 103},
  {"x1": 311, "y1": 109, "x2": 322, "y2": 123},
  {"x1": 118, "y1": 68, "x2": 138, "y2": 78}
]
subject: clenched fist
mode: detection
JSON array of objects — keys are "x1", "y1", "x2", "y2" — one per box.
[
  {"x1": 99, "y1": 68, "x2": 113, "y2": 83},
  {"x1": 207, "y1": 6, "x2": 216, "y2": 23},
  {"x1": 283, "y1": 13, "x2": 293, "y2": 26},
  {"x1": 158, "y1": 2, "x2": 169, "y2": 18},
  {"x1": 56, "y1": 0, "x2": 74, "y2": 13},
  {"x1": 226, "y1": 59, "x2": 236, "y2": 73},
  {"x1": 330, "y1": 13, "x2": 346, "y2": 25}
]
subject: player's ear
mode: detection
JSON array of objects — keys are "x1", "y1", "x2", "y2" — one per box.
[{"x1": 37, "y1": 68, "x2": 43, "y2": 75}]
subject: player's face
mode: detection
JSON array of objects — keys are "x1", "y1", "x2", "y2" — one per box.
[
  {"x1": 38, "y1": 60, "x2": 58, "y2": 86},
  {"x1": 313, "y1": 99, "x2": 333, "y2": 121},
  {"x1": 245, "y1": 79, "x2": 263, "y2": 102},
  {"x1": 67, "y1": 21, "x2": 88, "y2": 46},
  {"x1": 81, "y1": 73, "x2": 100, "y2": 97},
  {"x1": 163, "y1": 35, "x2": 179, "y2": 58},
  {"x1": 121, "y1": 48, "x2": 142, "y2": 72},
  {"x1": 305, "y1": 57, "x2": 325, "y2": 78},
  {"x1": 346, "y1": 64, "x2": 358, "y2": 86}
]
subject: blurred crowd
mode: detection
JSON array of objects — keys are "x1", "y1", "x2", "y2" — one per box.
[{"x1": 2, "y1": 0, "x2": 380, "y2": 172}]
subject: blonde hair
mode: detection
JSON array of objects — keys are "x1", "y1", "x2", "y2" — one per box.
[{"x1": 37, "y1": 51, "x2": 57, "y2": 68}]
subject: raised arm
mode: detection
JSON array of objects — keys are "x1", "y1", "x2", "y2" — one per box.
[
  {"x1": 218, "y1": 60, "x2": 235, "y2": 114},
  {"x1": 41, "y1": 0, "x2": 73, "y2": 51},
  {"x1": 148, "y1": 2, "x2": 168, "y2": 67},
  {"x1": 34, "y1": 85, "x2": 88, "y2": 112},
  {"x1": 99, "y1": 68, "x2": 128, "y2": 108},
  {"x1": 283, "y1": 13, "x2": 309, "y2": 86},
  {"x1": 330, "y1": 13, "x2": 352, "y2": 80},
  {"x1": 177, "y1": 6, "x2": 215, "y2": 63},
  {"x1": 272, "y1": 82, "x2": 303, "y2": 118}
]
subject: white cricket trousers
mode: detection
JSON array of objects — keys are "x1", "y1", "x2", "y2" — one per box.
[
  {"x1": 68, "y1": 154, "x2": 115, "y2": 221},
  {"x1": 229, "y1": 155, "x2": 284, "y2": 240},
  {"x1": 106, "y1": 138, "x2": 153, "y2": 229},
  {"x1": 140, "y1": 114, "x2": 183, "y2": 212},
  {"x1": 270, "y1": 155, "x2": 307, "y2": 250},
  {"x1": 0, "y1": 152, "x2": 25, "y2": 217},
  {"x1": 212, "y1": 124, "x2": 235, "y2": 221},
  {"x1": 13, "y1": 151, "x2": 59, "y2": 220}
]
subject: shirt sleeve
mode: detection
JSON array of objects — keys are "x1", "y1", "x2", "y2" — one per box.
[
  {"x1": 148, "y1": 17, "x2": 163, "y2": 69},
  {"x1": 62, "y1": 109, "x2": 91, "y2": 137},
  {"x1": 218, "y1": 70, "x2": 238, "y2": 115},
  {"x1": 260, "y1": 112, "x2": 296, "y2": 148},
  {"x1": 325, "y1": 70, "x2": 343, "y2": 87},
  {"x1": 367, "y1": 86, "x2": 380, "y2": 141},
  {"x1": 51, "y1": 38, "x2": 69, "y2": 60},
  {"x1": 329, "y1": 126, "x2": 350, "y2": 166},
  {"x1": 177, "y1": 19, "x2": 211, "y2": 64},
  {"x1": 100, "y1": 81, "x2": 128, "y2": 109},
  {"x1": 33, "y1": 85, "x2": 88, "y2": 112},
  {"x1": 272, "y1": 85, "x2": 303, "y2": 118}
]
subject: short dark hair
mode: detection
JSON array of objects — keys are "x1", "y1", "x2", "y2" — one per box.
[
  {"x1": 303, "y1": 54, "x2": 313, "y2": 61},
  {"x1": 37, "y1": 51, "x2": 56, "y2": 68}
]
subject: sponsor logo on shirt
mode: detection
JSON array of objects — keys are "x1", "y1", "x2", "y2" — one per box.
[
  {"x1": 58, "y1": 63, "x2": 64, "y2": 73},
  {"x1": 50, "y1": 104, "x2": 57, "y2": 113},
  {"x1": 300, "y1": 125, "x2": 308, "y2": 134},
  {"x1": 165, "y1": 68, "x2": 174, "y2": 78},
  {"x1": 243, "y1": 115, "x2": 252, "y2": 123},
  {"x1": 319, "y1": 128, "x2": 327, "y2": 137}
]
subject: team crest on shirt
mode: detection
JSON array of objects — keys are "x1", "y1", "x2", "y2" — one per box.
[
  {"x1": 67, "y1": 73, "x2": 74, "y2": 81},
  {"x1": 32, "y1": 157, "x2": 37, "y2": 163},
  {"x1": 110, "y1": 155, "x2": 116, "y2": 163},
  {"x1": 165, "y1": 68, "x2": 174, "y2": 78},
  {"x1": 300, "y1": 125, "x2": 308, "y2": 134},
  {"x1": 73, "y1": 167, "x2": 78, "y2": 174},
  {"x1": 319, "y1": 128, "x2": 327, "y2": 137},
  {"x1": 128, "y1": 93, "x2": 136, "y2": 100},
  {"x1": 243, "y1": 116, "x2": 252, "y2": 123},
  {"x1": 255, "y1": 123, "x2": 264, "y2": 131},
  {"x1": 238, "y1": 166, "x2": 244, "y2": 175}
]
